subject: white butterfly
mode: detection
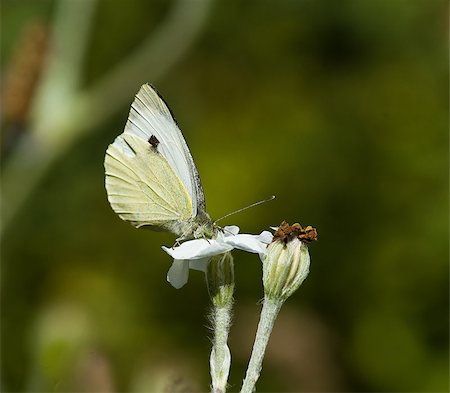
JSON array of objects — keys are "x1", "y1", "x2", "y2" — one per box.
[{"x1": 104, "y1": 84, "x2": 214, "y2": 241}]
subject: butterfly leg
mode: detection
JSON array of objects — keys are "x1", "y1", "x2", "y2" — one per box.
[
  {"x1": 172, "y1": 239, "x2": 181, "y2": 248},
  {"x1": 174, "y1": 228, "x2": 194, "y2": 247}
]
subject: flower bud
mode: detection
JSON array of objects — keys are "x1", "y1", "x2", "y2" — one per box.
[
  {"x1": 263, "y1": 222, "x2": 317, "y2": 301},
  {"x1": 206, "y1": 252, "x2": 234, "y2": 307}
]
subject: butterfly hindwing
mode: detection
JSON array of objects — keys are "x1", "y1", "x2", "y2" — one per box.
[{"x1": 105, "y1": 133, "x2": 192, "y2": 233}]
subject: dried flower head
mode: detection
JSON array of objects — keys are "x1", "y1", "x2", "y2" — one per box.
[{"x1": 263, "y1": 221, "x2": 318, "y2": 301}]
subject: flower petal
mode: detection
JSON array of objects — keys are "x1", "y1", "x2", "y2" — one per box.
[
  {"x1": 167, "y1": 259, "x2": 189, "y2": 289},
  {"x1": 162, "y1": 239, "x2": 233, "y2": 260},
  {"x1": 257, "y1": 230, "x2": 273, "y2": 244},
  {"x1": 189, "y1": 257, "x2": 210, "y2": 272},
  {"x1": 223, "y1": 231, "x2": 272, "y2": 255},
  {"x1": 222, "y1": 225, "x2": 240, "y2": 236}
]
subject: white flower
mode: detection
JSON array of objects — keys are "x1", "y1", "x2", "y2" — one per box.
[{"x1": 162, "y1": 226, "x2": 273, "y2": 288}]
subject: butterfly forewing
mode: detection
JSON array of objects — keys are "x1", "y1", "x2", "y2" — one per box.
[{"x1": 124, "y1": 84, "x2": 206, "y2": 216}]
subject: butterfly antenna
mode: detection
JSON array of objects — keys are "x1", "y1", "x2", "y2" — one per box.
[{"x1": 214, "y1": 195, "x2": 276, "y2": 225}]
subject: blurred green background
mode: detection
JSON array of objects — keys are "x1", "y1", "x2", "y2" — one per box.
[{"x1": 1, "y1": 0, "x2": 448, "y2": 392}]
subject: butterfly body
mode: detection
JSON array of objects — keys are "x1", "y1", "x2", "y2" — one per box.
[{"x1": 105, "y1": 84, "x2": 214, "y2": 240}]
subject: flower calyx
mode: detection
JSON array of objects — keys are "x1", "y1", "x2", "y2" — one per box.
[
  {"x1": 263, "y1": 221, "x2": 318, "y2": 301},
  {"x1": 206, "y1": 252, "x2": 234, "y2": 307}
]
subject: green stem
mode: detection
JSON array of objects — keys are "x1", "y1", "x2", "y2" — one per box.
[{"x1": 240, "y1": 297, "x2": 283, "y2": 393}]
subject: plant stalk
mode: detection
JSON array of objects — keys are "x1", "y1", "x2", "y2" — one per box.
[
  {"x1": 210, "y1": 303, "x2": 232, "y2": 393},
  {"x1": 206, "y1": 253, "x2": 234, "y2": 393},
  {"x1": 240, "y1": 297, "x2": 283, "y2": 393}
]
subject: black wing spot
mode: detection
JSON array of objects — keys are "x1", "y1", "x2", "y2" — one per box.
[{"x1": 148, "y1": 134, "x2": 160, "y2": 148}]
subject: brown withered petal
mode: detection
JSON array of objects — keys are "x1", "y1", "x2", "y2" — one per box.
[
  {"x1": 298, "y1": 226, "x2": 318, "y2": 243},
  {"x1": 273, "y1": 221, "x2": 289, "y2": 243},
  {"x1": 273, "y1": 222, "x2": 318, "y2": 244}
]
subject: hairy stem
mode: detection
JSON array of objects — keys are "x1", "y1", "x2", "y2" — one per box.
[
  {"x1": 210, "y1": 303, "x2": 232, "y2": 393},
  {"x1": 240, "y1": 297, "x2": 283, "y2": 393},
  {"x1": 206, "y1": 252, "x2": 234, "y2": 393}
]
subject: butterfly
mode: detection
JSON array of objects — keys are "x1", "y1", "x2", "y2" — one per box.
[{"x1": 104, "y1": 84, "x2": 215, "y2": 241}]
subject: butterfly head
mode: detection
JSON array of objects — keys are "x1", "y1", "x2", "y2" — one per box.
[{"x1": 192, "y1": 211, "x2": 216, "y2": 239}]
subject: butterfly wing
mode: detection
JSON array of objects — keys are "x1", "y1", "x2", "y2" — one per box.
[
  {"x1": 105, "y1": 133, "x2": 193, "y2": 234},
  {"x1": 123, "y1": 84, "x2": 206, "y2": 216}
]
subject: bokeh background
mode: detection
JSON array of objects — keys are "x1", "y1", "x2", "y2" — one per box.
[{"x1": 1, "y1": 0, "x2": 448, "y2": 392}]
